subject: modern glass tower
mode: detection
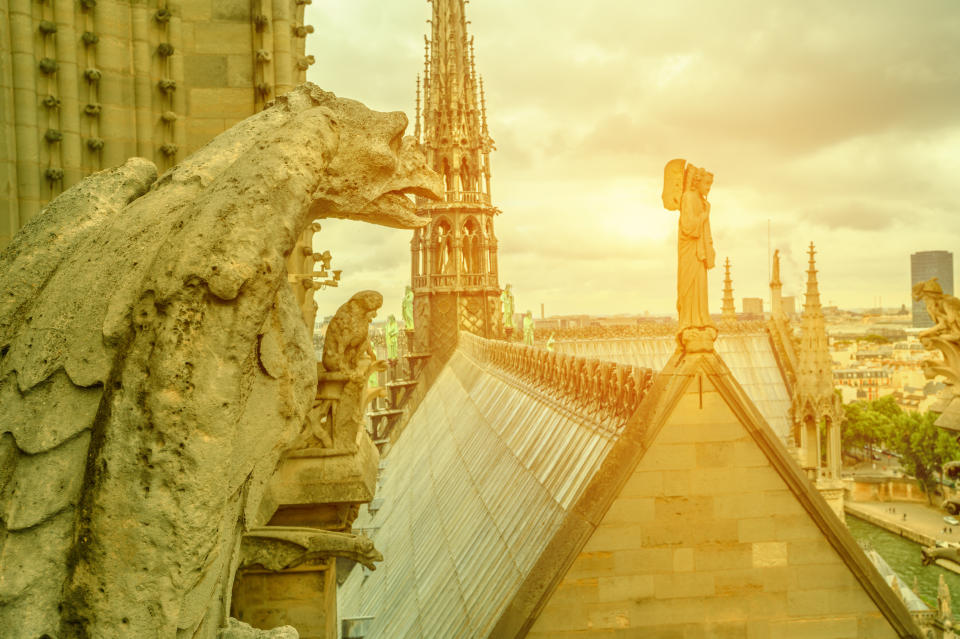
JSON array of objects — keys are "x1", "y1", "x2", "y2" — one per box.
[{"x1": 911, "y1": 251, "x2": 954, "y2": 328}]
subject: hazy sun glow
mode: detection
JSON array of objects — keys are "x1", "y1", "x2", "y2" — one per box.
[{"x1": 305, "y1": 0, "x2": 960, "y2": 321}]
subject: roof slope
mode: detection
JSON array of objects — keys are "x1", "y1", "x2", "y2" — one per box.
[
  {"x1": 338, "y1": 345, "x2": 632, "y2": 637},
  {"x1": 506, "y1": 348, "x2": 920, "y2": 638},
  {"x1": 554, "y1": 333, "x2": 792, "y2": 441},
  {"x1": 340, "y1": 337, "x2": 918, "y2": 638}
]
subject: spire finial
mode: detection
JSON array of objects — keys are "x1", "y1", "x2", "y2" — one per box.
[
  {"x1": 414, "y1": 74, "x2": 422, "y2": 142},
  {"x1": 479, "y1": 75, "x2": 488, "y2": 133},
  {"x1": 421, "y1": 0, "x2": 491, "y2": 192},
  {"x1": 721, "y1": 256, "x2": 736, "y2": 321}
]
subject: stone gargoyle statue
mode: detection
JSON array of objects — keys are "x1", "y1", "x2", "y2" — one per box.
[
  {"x1": 912, "y1": 278, "x2": 960, "y2": 432},
  {"x1": 301, "y1": 290, "x2": 388, "y2": 451},
  {"x1": 239, "y1": 527, "x2": 383, "y2": 572},
  {"x1": 0, "y1": 83, "x2": 441, "y2": 638}
]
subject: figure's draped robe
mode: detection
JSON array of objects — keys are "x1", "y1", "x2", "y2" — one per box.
[{"x1": 677, "y1": 190, "x2": 715, "y2": 328}]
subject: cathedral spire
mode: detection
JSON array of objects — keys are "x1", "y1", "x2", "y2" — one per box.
[
  {"x1": 721, "y1": 257, "x2": 736, "y2": 322},
  {"x1": 410, "y1": 0, "x2": 503, "y2": 355},
  {"x1": 770, "y1": 248, "x2": 784, "y2": 318},
  {"x1": 797, "y1": 242, "x2": 832, "y2": 399},
  {"x1": 802, "y1": 242, "x2": 823, "y2": 317},
  {"x1": 421, "y1": 0, "x2": 492, "y2": 197},
  {"x1": 793, "y1": 241, "x2": 843, "y2": 489}
]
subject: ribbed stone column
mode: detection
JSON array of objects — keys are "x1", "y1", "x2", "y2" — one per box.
[
  {"x1": 9, "y1": 0, "x2": 40, "y2": 228},
  {"x1": 0, "y1": 1, "x2": 21, "y2": 246},
  {"x1": 54, "y1": 0, "x2": 82, "y2": 188}
]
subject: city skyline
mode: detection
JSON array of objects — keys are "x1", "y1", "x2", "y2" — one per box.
[{"x1": 304, "y1": 1, "x2": 960, "y2": 320}]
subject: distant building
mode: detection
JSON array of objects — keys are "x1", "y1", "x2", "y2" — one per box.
[
  {"x1": 742, "y1": 297, "x2": 763, "y2": 315},
  {"x1": 834, "y1": 368, "x2": 892, "y2": 401},
  {"x1": 911, "y1": 251, "x2": 954, "y2": 328},
  {"x1": 782, "y1": 295, "x2": 797, "y2": 316}
]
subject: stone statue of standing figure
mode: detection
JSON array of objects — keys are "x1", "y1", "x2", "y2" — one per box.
[
  {"x1": 385, "y1": 314, "x2": 399, "y2": 360},
  {"x1": 523, "y1": 310, "x2": 535, "y2": 346},
  {"x1": 662, "y1": 159, "x2": 716, "y2": 350},
  {"x1": 402, "y1": 285, "x2": 415, "y2": 330},
  {"x1": 501, "y1": 284, "x2": 515, "y2": 331}
]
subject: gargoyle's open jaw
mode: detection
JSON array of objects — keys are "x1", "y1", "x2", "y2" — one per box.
[{"x1": 356, "y1": 184, "x2": 441, "y2": 230}]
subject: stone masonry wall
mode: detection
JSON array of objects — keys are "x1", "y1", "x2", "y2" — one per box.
[
  {"x1": 232, "y1": 562, "x2": 336, "y2": 639},
  {"x1": 0, "y1": 0, "x2": 313, "y2": 248},
  {"x1": 527, "y1": 372, "x2": 901, "y2": 639}
]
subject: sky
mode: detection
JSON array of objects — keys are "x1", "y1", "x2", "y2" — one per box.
[{"x1": 303, "y1": 1, "x2": 960, "y2": 321}]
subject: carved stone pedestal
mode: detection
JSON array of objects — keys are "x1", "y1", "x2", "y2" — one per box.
[
  {"x1": 678, "y1": 325, "x2": 718, "y2": 354},
  {"x1": 266, "y1": 435, "x2": 379, "y2": 521},
  {"x1": 232, "y1": 561, "x2": 336, "y2": 639},
  {"x1": 231, "y1": 439, "x2": 380, "y2": 639},
  {"x1": 817, "y1": 477, "x2": 846, "y2": 521}
]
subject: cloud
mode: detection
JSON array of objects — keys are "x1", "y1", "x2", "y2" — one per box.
[{"x1": 304, "y1": 0, "x2": 960, "y2": 314}]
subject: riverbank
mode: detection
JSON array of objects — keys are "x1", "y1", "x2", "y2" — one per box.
[{"x1": 845, "y1": 500, "x2": 960, "y2": 575}]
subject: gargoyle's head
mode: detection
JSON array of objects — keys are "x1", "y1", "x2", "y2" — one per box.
[
  {"x1": 306, "y1": 88, "x2": 443, "y2": 229},
  {"x1": 913, "y1": 277, "x2": 943, "y2": 302}
]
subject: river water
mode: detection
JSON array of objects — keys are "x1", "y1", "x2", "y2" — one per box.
[{"x1": 847, "y1": 513, "x2": 960, "y2": 611}]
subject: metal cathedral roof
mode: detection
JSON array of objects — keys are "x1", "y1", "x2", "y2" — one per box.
[{"x1": 339, "y1": 349, "x2": 620, "y2": 638}]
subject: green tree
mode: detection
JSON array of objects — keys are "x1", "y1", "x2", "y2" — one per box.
[
  {"x1": 839, "y1": 397, "x2": 960, "y2": 503},
  {"x1": 887, "y1": 410, "x2": 960, "y2": 504},
  {"x1": 841, "y1": 396, "x2": 899, "y2": 458}
]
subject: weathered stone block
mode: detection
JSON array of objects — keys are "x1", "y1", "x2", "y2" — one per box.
[
  {"x1": 714, "y1": 493, "x2": 759, "y2": 519},
  {"x1": 672, "y1": 548, "x2": 694, "y2": 573},
  {"x1": 189, "y1": 88, "x2": 255, "y2": 119},
  {"x1": 613, "y1": 548, "x2": 674, "y2": 575},
  {"x1": 654, "y1": 572, "x2": 716, "y2": 599},
  {"x1": 549, "y1": 579, "x2": 599, "y2": 607},
  {"x1": 771, "y1": 616, "x2": 858, "y2": 638},
  {"x1": 714, "y1": 569, "x2": 765, "y2": 596},
  {"x1": 786, "y1": 538, "x2": 836, "y2": 565},
  {"x1": 597, "y1": 574, "x2": 654, "y2": 602},
  {"x1": 213, "y1": 0, "x2": 251, "y2": 21},
  {"x1": 695, "y1": 542, "x2": 752, "y2": 572},
  {"x1": 752, "y1": 541, "x2": 787, "y2": 568},
  {"x1": 622, "y1": 470, "x2": 662, "y2": 498},
  {"x1": 791, "y1": 563, "x2": 856, "y2": 591},
  {"x1": 193, "y1": 23, "x2": 253, "y2": 54},
  {"x1": 565, "y1": 551, "x2": 613, "y2": 579},
  {"x1": 583, "y1": 524, "x2": 646, "y2": 552},
  {"x1": 185, "y1": 55, "x2": 228, "y2": 87},
  {"x1": 585, "y1": 602, "x2": 631, "y2": 630},
  {"x1": 602, "y1": 497, "x2": 654, "y2": 525},
  {"x1": 696, "y1": 440, "x2": 735, "y2": 467},
  {"x1": 661, "y1": 470, "x2": 691, "y2": 496},
  {"x1": 773, "y1": 514, "x2": 820, "y2": 541},
  {"x1": 761, "y1": 566, "x2": 791, "y2": 592},
  {"x1": 227, "y1": 54, "x2": 253, "y2": 87}
]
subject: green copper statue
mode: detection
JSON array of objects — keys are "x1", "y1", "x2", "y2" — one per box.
[
  {"x1": 385, "y1": 314, "x2": 399, "y2": 360},
  {"x1": 523, "y1": 310, "x2": 534, "y2": 346},
  {"x1": 501, "y1": 284, "x2": 515, "y2": 330},
  {"x1": 402, "y1": 285, "x2": 415, "y2": 330},
  {"x1": 546, "y1": 333, "x2": 555, "y2": 352}
]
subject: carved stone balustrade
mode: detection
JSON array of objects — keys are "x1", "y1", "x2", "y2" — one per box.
[
  {"x1": 459, "y1": 332, "x2": 654, "y2": 432},
  {"x1": 536, "y1": 319, "x2": 769, "y2": 344},
  {"x1": 416, "y1": 190, "x2": 491, "y2": 207}
]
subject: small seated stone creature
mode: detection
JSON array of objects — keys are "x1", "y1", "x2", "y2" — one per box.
[
  {"x1": 913, "y1": 278, "x2": 960, "y2": 342},
  {"x1": 322, "y1": 290, "x2": 383, "y2": 375}
]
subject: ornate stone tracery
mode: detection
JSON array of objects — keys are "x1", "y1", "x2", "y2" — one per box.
[
  {"x1": 411, "y1": 0, "x2": 503, "y2": 357},
  {"x1": 460, "y1": 332, "x2": 654, "y2": 432}
]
